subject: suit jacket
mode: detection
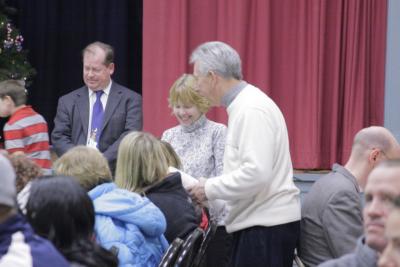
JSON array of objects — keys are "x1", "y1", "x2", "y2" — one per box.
[
  {"x1": 51, "y1": 82, "x2": 142, "y2": 170},
  {"x1": 299, "y1": 164, "x2": 363, "y2": 267},
  {"x1": 318, "y1": 237, "x2": 378, "y2": 267}
]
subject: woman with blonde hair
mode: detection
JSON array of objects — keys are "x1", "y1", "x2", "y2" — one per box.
[
  {"x1": 115, "y1": 131, "x2": 200, "y2": 243},
  {"x1": 161, "y1": 74, "x2": 231, "y2": 266},
  {"x1": 161, "y1": 73, "x2": 228, "y2": 223},
  {"x1": 54, "y1": 146, "x2": 168, "y2": 267},
  {"x1": 161, "y1": 74, "x2": 226, "y2": 179}
]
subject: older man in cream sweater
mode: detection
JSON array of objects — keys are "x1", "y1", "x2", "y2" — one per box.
[{"x1": 189, "y1": 41, "x2": 301, "y2": 267}]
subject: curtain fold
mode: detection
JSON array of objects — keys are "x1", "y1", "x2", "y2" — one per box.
[{"x1": 143, "y1": 0, "x2": 387, "y2": 169}]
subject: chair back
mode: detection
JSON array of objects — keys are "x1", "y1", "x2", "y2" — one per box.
[
  {"x1": 294, "y1": 249, "x2": 305, "y2": 267},
  {"x1": 174, "y1": 228, "x2": 204, "y2": 267},
  {"x1": 158, "y1": 238, "x2": 184, "y2": 267},
  {"x1": 191, "y1": 220, "x2": 218, "y2": 267}
]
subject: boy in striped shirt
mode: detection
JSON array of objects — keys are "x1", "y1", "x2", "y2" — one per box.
[{"x1": 0, "y1": 80, "x2": 51, "y2": 175}]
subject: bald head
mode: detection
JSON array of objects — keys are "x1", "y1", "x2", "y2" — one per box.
[
  {"x1": 344, "y1": 127, "x2": 400, "y2": 190},
  {"x1": 352, "y1": 126, "x2": 400, "y2": 159}
]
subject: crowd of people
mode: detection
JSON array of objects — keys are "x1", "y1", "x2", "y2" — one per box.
[{"x1": 0, "y1": 40, "x2": 399, "y2": 267}]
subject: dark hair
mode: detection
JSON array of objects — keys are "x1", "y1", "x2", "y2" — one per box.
[
  {"x1": 26, "y1": 176, "x2": 118, "y2": 267},
  {"x1": 0, "y1": 80, "x2": 27, "y2": 106}
]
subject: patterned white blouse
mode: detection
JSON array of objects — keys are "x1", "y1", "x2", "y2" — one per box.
[
  {"x1": 162, "y1": 115, "x2": 229, "y2": 224},
  {"x1": 161, "y1": 115, "x2": 227, "y2": 179}
]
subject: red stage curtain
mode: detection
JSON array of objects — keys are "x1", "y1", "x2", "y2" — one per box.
[{"x1": 143, "y1": 0, "x2": 387, "y2": 169}]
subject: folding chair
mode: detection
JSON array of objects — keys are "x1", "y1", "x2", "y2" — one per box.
[
  {"x1": 293, "y1": 249, "x2": 305, "y2": 267},
  {"x1": 191, "y1": 220, "x2": 218, "y2": 267},
  {"x1": 174, "y1": 228, "x2": 204, "y2": 267},
  {"x1": 158, "y1": 238, "x2": 184, "y2": 267}
]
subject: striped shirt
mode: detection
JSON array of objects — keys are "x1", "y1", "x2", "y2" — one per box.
[{"x1": 4, "y1": 106, "x2": 52, "y2": 175}]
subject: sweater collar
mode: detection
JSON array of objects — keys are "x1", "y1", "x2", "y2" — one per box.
[
  {"x1": 221, "y1": 81, "x2": 247, "y2": 107},
  {"x1": 181, "y1": 114, "x2": 207, "y2": 133}
]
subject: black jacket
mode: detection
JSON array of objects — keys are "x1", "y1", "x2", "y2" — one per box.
[{"x1": 145, "y1": 172, "x2": 200, "y2": 243}]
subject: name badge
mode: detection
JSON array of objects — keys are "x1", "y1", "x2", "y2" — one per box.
[{"x1": 87, "y1": 129, "x2": 99, "y2": 149}]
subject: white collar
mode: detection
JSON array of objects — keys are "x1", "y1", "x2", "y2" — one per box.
[{"x1": 88, "y1": 80, "x2": 112, "y2": 96}]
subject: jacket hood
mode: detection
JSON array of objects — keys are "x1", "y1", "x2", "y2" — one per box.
[{"x1": 89, "y1": 182, "x2": 166, "y2": 237}]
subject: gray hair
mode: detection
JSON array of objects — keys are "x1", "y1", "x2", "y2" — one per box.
[{"x1": 190, "y1": 41, "x2": 243, "y2": 80}]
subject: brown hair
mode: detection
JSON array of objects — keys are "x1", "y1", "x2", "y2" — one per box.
[
  {"x1": 82, "y1": 41, "x2": 114, "y2": 66},
  {"x1": 0, "y1": 80, "x2": 27, "y2": 106},
  {"x1": 8, "y1": 153, "x2": 42, "y2": 193}
]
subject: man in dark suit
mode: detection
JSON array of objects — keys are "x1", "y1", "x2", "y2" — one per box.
[
  {"x1": 51, "y1": 41, "x2": 142, "y2": 172},
  {"x1": 299, "y1": 126, "x2": 400, "y2": 266}
]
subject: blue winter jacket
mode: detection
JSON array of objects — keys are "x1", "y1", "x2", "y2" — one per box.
[{"x1": 89, "y1": 183, "x2": 169, "y2": 267}]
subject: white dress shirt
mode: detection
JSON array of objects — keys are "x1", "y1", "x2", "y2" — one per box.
[{"x1": 86, "y1": 81, "x2": 112, "y2": 144}]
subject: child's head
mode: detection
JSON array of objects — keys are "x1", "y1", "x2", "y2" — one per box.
[
  {"x1": 8, "y1": 153, "x2": 43, "y2": 193},
  {"x1": 115, "y1": 131, "x2": 169, "y2": 193},
  {"x1": 25, "y1": 175, "x2": 119, "y2": 267},
  {"x1": 53, "y1": 146, "x2": 112, "y2": 191},
  {"x1": 26, "y1": 175, "x2": 95, "y2": 248},
  {"x1": 0, "y1": 80, "x2": 27, "y2": 117}
]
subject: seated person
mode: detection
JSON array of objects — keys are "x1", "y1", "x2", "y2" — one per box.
[
  {"x1": 53, "y1": 145, "x2": 113, "y2": 191},
  {"x1": 7, "y1": 153, "x2": 43, "y2": 213},
  {"x1": 26, "y1": 175, "x2": 118, "y2": 267},
  {"x1": 320, "y1": 160, "x2": 400, "y2": 267},
  {"x1": 53, "y1": 146, "x2": 168, "y2": 266},
  {"x1": 0, "y1": 155, "x2": 69, "y2": 266},
  {"x1": 378, "y1": 197, "x2": 400, "y2": 267},
  {"x1": 300, "y1": 126, "x2": 400, "y2": 266},
  {"x1": 115, "y1": 131, "x2": 200, "y2": 243},
  {"x1": 160, "y1": 140, "x2": 209, "y2": 230}
]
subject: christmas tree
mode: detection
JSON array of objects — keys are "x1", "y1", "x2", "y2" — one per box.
[{"x1": 0, "y1": 0, "x2": 35, "y2": 84}]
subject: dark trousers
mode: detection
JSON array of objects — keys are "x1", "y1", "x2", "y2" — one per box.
[
  {"x1": 230, "y1": 221, "x2": 300, "y2": 267},
  {"x1": 204, "y1": 226, "x2": 233, "y2": 267}
]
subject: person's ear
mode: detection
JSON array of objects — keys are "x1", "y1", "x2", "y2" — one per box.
[
  {"x1": 3, "y1": 95, "x2": 14, "y2": 105},
  {"x1": 208, "y1": 70, "x2": 218, "y2": 85},
  {"x1": 369, "y1": 148, "x2": 379, "y2": 163},
  {"x1": 108, "y1": 63, "x2": 115, "y2": 75}
]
